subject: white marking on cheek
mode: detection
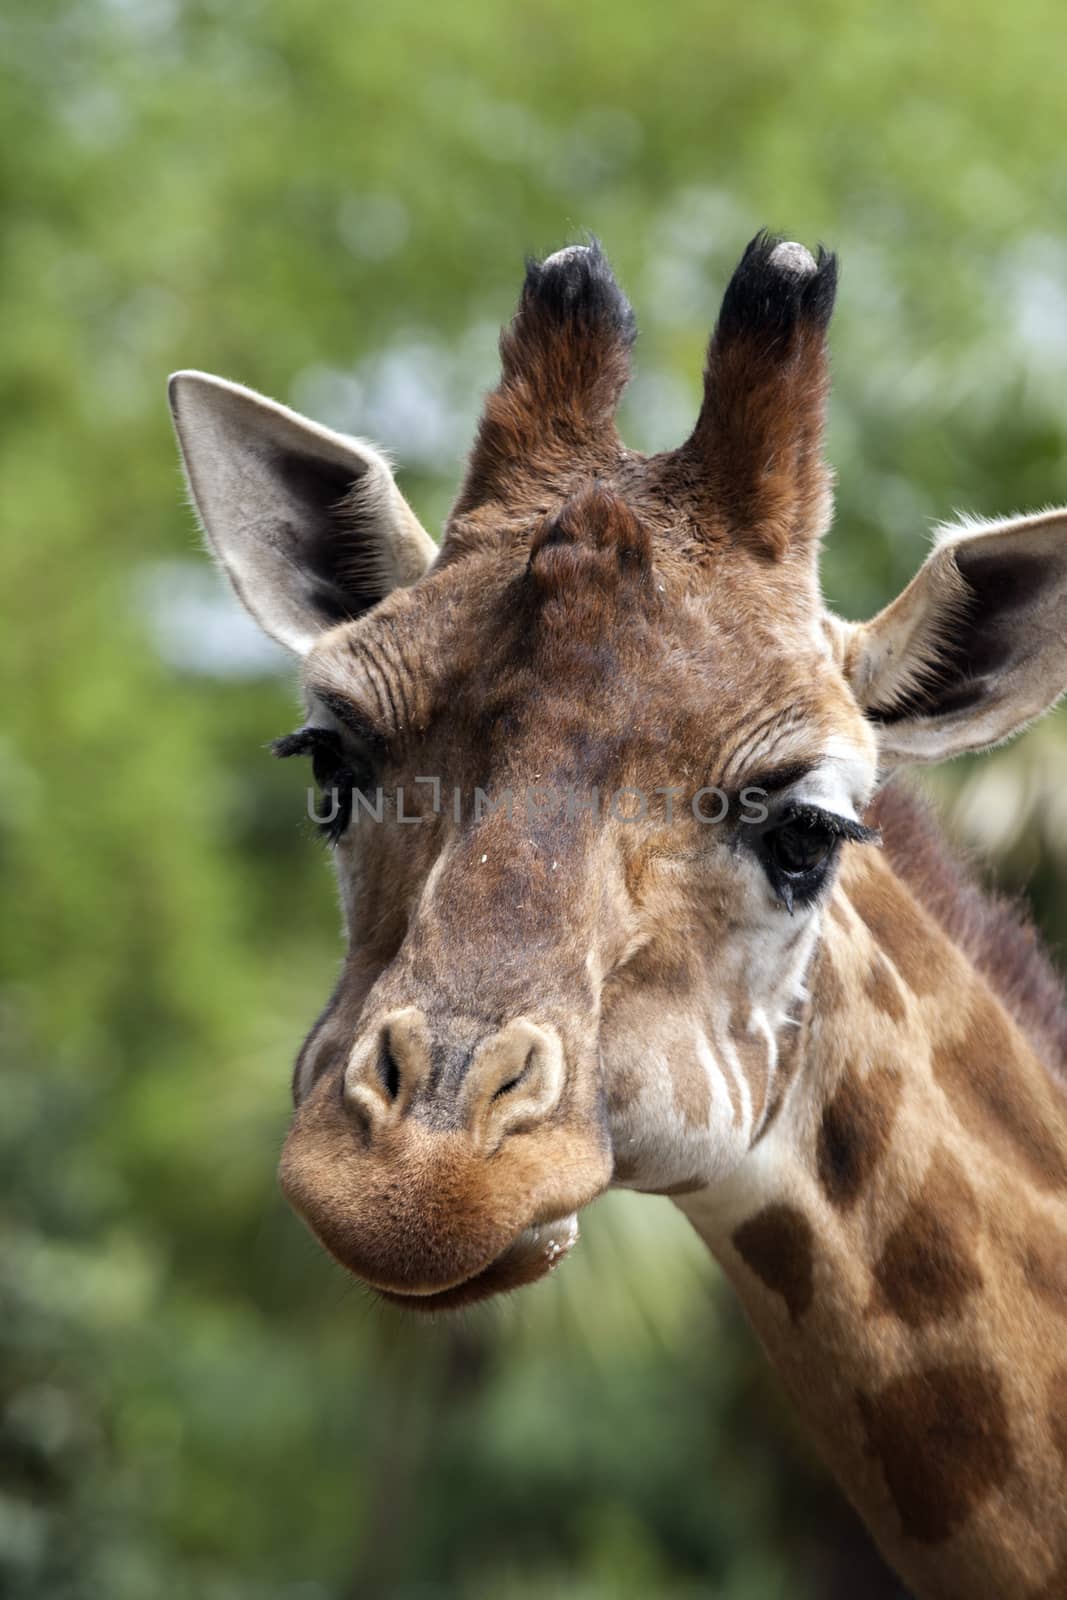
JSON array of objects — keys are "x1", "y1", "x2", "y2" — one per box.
[
  {"x1": 333, "y1": 837, "x2": 365, "y2": 938},
  {"x1": 748, "y1": 1007, "x2": 778, "y2": 1138},
  {"x1": 684, "y1": 1034, "x2": 714, "y2": 1136},
  {"x1": 749, "y1": 1007, "x2": 778, "y2": 1072},
  {"x1": 417, "y1": 848, "x2": 450, "y2": 912},
  {"x1": 764, "y1": 915, "x2": 819, "y2": 1036},
  {"x1": 696, "y1": 1031, "x2": 740, "y2": 1132},
  {"x1": 717, "y1": 1030, "x2": 754, "y2": 1143}
]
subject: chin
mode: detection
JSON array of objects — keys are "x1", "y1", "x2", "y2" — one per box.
[{"x1": 373, "y1": 1214, "x2": 580, "y2": 1313}]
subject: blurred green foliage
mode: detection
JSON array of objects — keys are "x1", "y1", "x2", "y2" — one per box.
[{"x1": 2, "y1": 1, "x2": 1065, "y2": 1596}]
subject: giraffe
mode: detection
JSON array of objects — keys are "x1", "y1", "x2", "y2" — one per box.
[{"x1": 168, "y1": 233, "x2": 1067, "y2": 1600}]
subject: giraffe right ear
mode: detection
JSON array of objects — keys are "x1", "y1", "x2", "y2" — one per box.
[
  {"x1": 844, "y1": 508, "x2": 1067, "y2": 765},
  {"x1": 168, "y1": 371, "x2": 437, "y2": 656}
]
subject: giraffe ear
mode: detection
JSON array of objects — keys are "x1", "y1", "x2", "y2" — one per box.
[
  {"x1": 846, "y1": 509, "x2": 1067, "y2": 765},
  {"x1": 168, "y1": 371, "x2": 437, "y2": 656}
]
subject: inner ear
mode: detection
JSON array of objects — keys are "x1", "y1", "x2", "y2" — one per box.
[
  {"x1": 869, "y1": 542, "x2": 1051, "y2": 723},
  {"x1": 849, "y1": 509, "x2": 1067, "y2": 764},
  {"x1": 273, "y1": 449, "x2": 384, "y2": 622},
  {"x1": 169, "y1": 370, "x2": 437, "y2": 656}
]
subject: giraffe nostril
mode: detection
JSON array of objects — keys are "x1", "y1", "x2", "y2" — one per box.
[
  {"x1": 379, "y1": 1034, "x2": 402, "y2": 1101},
  {"x1": 343, "y1": 1008, "x2": 430, "y2": 1134},
  {"x1": 491, "y1": 1046, "x2": 536, "y2": 1102}
]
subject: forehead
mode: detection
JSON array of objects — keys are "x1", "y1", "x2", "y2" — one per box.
[{"x1": 305, "y1": 485, "x2": 875, "y2": 792}]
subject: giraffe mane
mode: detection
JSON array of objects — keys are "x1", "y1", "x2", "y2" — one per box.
[{"x1": 869, "y1": 777, "x2": 1067, "y2": 1084}]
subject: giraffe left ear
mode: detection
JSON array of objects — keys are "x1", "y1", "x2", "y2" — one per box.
[{"x1": 845, "y1": 509, "x2": 1067, "y2": 764}]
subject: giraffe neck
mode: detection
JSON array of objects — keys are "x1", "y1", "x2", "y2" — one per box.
[{"x1": 677, "y1": 845, "x2": 1067, "y2": 1600}]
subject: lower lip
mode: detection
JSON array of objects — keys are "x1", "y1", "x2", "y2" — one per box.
[{"x1": 375, "y1": 1214, "x2": 580, "y2": 1312}]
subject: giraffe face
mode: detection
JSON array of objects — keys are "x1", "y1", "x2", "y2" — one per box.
[
  {"x1": 277, "y1": 481, "x2": 878, "y2": 1302},
  {"x1": 170, "y1": 234, "x2": 1067, "y2": 1308}
]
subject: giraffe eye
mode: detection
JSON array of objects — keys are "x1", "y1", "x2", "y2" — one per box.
[
  {"x1": 755, "y1": 802, "x2": 878, "y2": 911},
  {"x1": 272, "y1": 726, "x2": 367, "y2": 844},
  {"x1": 759, "y1": 814, "x2": 838, "y2": 909},
  {"x1": 766, "y1": 816, "x2": 835, "y2": 877}
]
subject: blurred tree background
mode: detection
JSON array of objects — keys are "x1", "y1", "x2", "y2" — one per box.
[{"x1": 2, "y1": 0, "x2": 1066, "y2": 1596}]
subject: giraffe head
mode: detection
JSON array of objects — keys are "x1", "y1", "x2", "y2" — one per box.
[{"x1": 170, "y1": 234, "x2": 1067, "y2": 1308}]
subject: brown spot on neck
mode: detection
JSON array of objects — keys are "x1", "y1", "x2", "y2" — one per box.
[
  {"x1": 731, "y1": 1202, "x2": 815, "y2": 1323},
  {"x1": 932, "y1": 994, "x2": 1067, "y2": 1192},
  {"x1": 817, "y1": 1063, "x2": 903, "y2": 1211},
  {"x1": 858, "y1": 1364, "x2": 1013, "y2": 1544},
  {"x1": 870, "y1": 1153, "x2": 983, "y2": 1329}
]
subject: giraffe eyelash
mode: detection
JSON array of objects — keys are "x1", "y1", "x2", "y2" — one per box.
[
  {"x1": 776, "y1": 801, "x2": 880, "y2": 846},
  {"x1": 753, "y1": 802, "x2": 879, "y2": 913},
  {"x1": 273, "y1": 726, "x2": 365, "y2": 844}
]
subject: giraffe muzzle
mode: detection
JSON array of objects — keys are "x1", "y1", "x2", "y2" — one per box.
[{"x1": 277, "y1": 1009, "x2": 612, "y2": 1308}]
